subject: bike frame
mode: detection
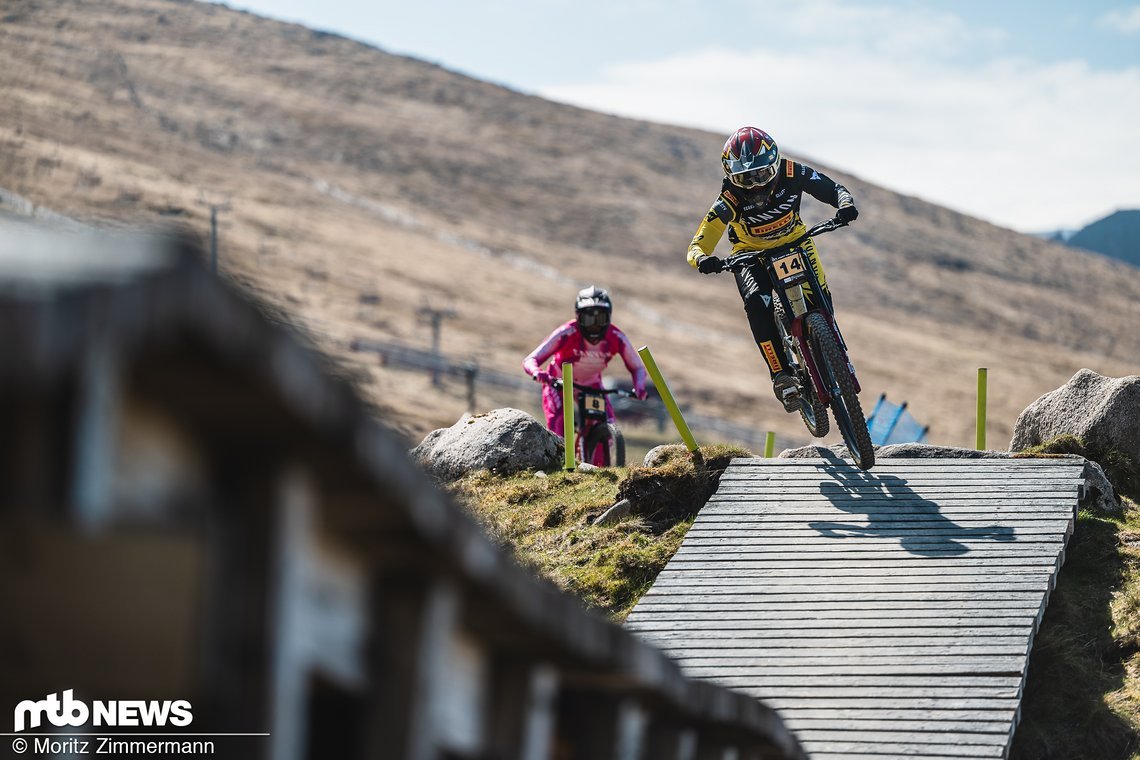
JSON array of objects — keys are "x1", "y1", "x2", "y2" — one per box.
[
  {"x1": 552, "y1": 380, "x2": 633, "y2": 461},
  {"x1": 724, "y1": 217, "x2": 861, "y2": 405}
]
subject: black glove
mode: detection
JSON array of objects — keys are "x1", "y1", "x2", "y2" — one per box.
[
  {"x1": 697, "y1": 255, "x2": 725, "y2": 274},
  {"x1": 837, "y1": 204, "x2": 859, "y2": 223}
]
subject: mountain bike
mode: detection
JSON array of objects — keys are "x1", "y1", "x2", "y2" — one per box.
[
  {"x1": 715, "y1": 216, "x2": 875, "y2": 470},
  {"x1": 550, "y1": 379, "x2": 632, "y2": 467}
]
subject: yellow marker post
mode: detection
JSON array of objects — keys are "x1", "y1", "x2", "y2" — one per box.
[
  {"x1": 637, "y1": 346, "x2": 699, "y2": 453},
  {"x1": 976, "y1": 367, "x2": 988, "y2": 451},
  {"x1": 764, "y1": 431, "x2": 776, "y2": 458},
  {"x1": 562, "y1": 362, "x2": 576, "y2": 470}
]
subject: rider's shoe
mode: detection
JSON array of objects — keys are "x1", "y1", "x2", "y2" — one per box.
[{"x1": 772, "y1": 371, "x2": 800, "y2": 413}]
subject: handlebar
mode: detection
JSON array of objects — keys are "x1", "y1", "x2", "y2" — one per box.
[
  {"x1": 719, "y1": 216, "x2": 848, "y2": 273},
  {"x1": 549, "y1": 378, "x2": 637, "y2": 398}
]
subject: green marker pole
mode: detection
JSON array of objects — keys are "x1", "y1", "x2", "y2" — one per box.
[
  {"x1": 563, "y1": 362, "x2": 576, "y2": 470},
  {"x1": 764, "y1": 431, "x2": 776, "y2": 458},
  {"x1": 637, "y1": 346, "x2": 699, "y2": 453},
  {"x1": 976, "y1": 367, "x2": 988, "y2": 451}
]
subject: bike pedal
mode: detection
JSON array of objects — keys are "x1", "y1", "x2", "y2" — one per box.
[{"x1": 779, "y1": 387, "x2": 800, "y2": 414}]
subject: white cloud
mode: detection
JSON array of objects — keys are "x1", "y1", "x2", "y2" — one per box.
[
  {"x1": 538, "y1": 4, "x2": 1140, "y2": 231},
  {"x1": 1099, "y1": 6, "x2": 1140, "y2": 34}
]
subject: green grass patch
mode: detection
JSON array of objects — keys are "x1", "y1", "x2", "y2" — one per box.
[
  {"x1": 446, "y1": 444, "x2": 751, "y2": 620},
  {"x1": 1011, "y1": 495, "x2": 1140, "y2": 758},
  {"x1": 1018, "y1": 434, "x2": 1140, "y2": 503}
]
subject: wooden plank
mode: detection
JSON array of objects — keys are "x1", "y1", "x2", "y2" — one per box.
[
  {"x1": 719, "y1": 677, "x2": 1024, "y2": 692},
  {"x1": 628, "y1": 624, "x2": 1035, "y2": 637},
  {"x1": 638, "y1": 587, "x2": 1044, "y2": 597},
  {"x1": 635, "y1": 597, "x2": 1044, "y2": 610},
  {"x1": 637, "y1": 637, "x2": 1031, "y2": 652},
  {"x1": 679, "y1": 663, "x2": 1023, "y2": 676},
  {"x1": 684, "y1": 526, "x2": 1068, "y2": 537},
  {"x1": 662, "y1": 645, "x2": 1030, "y2": 658},
  {"x1": 796, "y1": 727, "x2": 1009, "y2": 744},
  {"x1": 633, "y1": 609, "x2": 1039, "y2": 623},
  {"x1": 788, "y1": 717, "x2": 1013, "y2": 733},
  {"x1": 797, "y1": 740, "x2": 1005, "y2": 758},
  {"x1": 664, "y1": 558, "x2": 1060, "y2": 569},
  {"x1": 780, "y1": 708, "x2": 1018, "y2": 722},
  {"x1": 724, "y1": 462, "x2": 1082, "y2": 471},
  {"x1": 675, "y1": 654, "x2": 1026, "y2": 669},
  {"x1": 759, "y1": 697, "x2": 1021, "y2": 711},
  {"x1": 647, "y1": 565, "x2": 1054, "y2": 577}
]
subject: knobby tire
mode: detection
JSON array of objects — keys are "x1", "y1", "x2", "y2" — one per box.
[
  {"x1": 582, "y1": 422, "x2": 626, "y2": 467},
  {"x1": 806, "y1": 312, "x2": 875, "y2": 470},
  {"x1": 775, "y1": 294, "x2": 829, "y2": 437}
]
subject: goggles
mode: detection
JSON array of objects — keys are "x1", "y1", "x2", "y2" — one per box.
[
  {"x1": 577, "y1": 308, "x2": 610, "y2": 329},
  {"x1": 730, "y1": 164, "x2": 778, "y2": 189}
]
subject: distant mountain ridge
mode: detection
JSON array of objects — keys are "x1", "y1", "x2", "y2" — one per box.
[{"x1": 1066, "y1": 210, "x2": 1140, "y2": 268}]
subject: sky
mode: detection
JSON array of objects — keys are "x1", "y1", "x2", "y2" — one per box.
[{"x1": 228, "y1": 0, "x2": 1140, "y2": 233}]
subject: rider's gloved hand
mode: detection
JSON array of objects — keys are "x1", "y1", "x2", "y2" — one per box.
[
  {"x1": 534, "y1": 370, "x2": 551, "y2": 385},
  {"x1": 837, "y1": 203, "x2": 859, "y2": 223},
  {"x1": 633, "y1": 382, "x2": 648, "y2": 401},
  {"x1": 697, "y1": 255, "x2": 725, "y2": 274}
]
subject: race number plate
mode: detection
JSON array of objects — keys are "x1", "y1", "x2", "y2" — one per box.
[
  {"x1": 771, "y1": 249, "x2": 808, "y2": 285},
  {"x1": 583, "y1": 393, "x2": 606, "y2": 413}
]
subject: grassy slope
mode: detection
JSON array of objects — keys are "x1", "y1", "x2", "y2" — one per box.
[
  {"x1": 453, "y1": 440, "x2": 1140, "y2": 757},
  {"x1": 446, "y1": 444, "x2": 745, "y2": 619}
]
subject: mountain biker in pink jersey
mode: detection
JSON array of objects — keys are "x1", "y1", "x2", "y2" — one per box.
[{"x1": 523, "y1": 286, "x2": 649, "y2": 458}]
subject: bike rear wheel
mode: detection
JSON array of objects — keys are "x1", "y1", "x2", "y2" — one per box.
[
  {"x1": 806, "y1": 312, "x2": 875, "y2": 470},
  {"x1": 775, "y1": 294, "x2": 829, "y2": 438},
  {"x1": 798, "y1": 380, "x2": 830, "y2": 438},
  {"x1": 582, "y1": 422, "x2": 626, "y2": 467}
]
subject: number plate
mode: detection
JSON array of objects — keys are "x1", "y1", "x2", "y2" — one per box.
[
  {"x1": 583, "y1": 393, "x2": 606, "y2": 413},
  {"x1": 771, "y1": 249, "x2": 808, "y2": 285}
]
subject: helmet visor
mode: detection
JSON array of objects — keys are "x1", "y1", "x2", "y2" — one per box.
[
  {"x1": 577, "y1": 308, "x2": 610, "y2": 329},
  {"x1": 730, "y1": 164, "x2": 778, "y2": 189}
]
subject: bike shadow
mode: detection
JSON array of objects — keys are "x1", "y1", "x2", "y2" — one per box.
[{"x1": 805, "y1": 453, "x2": 1015, "y2": 556}]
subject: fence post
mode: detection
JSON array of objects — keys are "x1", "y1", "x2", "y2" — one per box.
[
  {"x1": 463, "y1": 364, "x2": 477, "y2": 413},
  {"x1": 563, "y1": 362, "x2": 575, "y2": 471},
  {"x1": 636, "y1": 347, "x2": 699, "y2": 454},
  {"x1": 764, "y1": 431, "x2": 775, "y2": 458},
  {"x1": 976, "y1": 368, "x2": 988, "y2": 451}
]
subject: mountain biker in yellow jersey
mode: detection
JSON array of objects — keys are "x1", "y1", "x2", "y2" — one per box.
[{"x1": 687, "y1": 126, "x2": 859, "y2": 412}]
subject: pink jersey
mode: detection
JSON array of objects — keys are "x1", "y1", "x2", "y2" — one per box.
[{"x1": 523, "y1": 321, "x2": 647, "y2": 389}]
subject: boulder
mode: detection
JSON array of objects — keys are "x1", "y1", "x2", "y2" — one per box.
[
  {"x1": 1011, "y1": 369, "x2": 1140, "y2": 465},
  {"x1": 643, "y1": 444, "x2": 689, "y2": 467},
  {"x1": 411, "y1": 408, "x2": 562, "y2": 480}
]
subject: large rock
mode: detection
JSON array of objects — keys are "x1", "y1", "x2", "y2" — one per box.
[
  {"x1": 411, "y1": 408, "x2": 562, "y2": 480},
  {"x1": 1010, "y1": 369, "x2": 1140, "y2": 465}
]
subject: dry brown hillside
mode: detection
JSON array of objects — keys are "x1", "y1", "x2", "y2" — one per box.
[{"x1": 2, "y1": 0, "x2": 1138, "y2": 449}]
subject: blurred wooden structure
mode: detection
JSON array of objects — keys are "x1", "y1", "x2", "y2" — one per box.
[{"x1": 0, "y1": 226, "x2": 805, "y2": 760}]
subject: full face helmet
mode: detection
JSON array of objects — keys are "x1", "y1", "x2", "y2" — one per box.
[
  {"x1": 575, "y1": 285, "x2": 612, "y2": 343},
  {"x1": 721, "y1": 126, "x2": 780, "y2": 191}
]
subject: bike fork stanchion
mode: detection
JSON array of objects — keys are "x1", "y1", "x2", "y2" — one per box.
[
  {"x1": 637, "y1": 346, "x2": 701, "y2": 462},
  {"x1": 563, "y1": 362, "x2": 576, "y2": 470},
  {"x1": 976, "y1": 367, "x2": 988, "y2": 451},
  {"x1": 764, "y1": 431, "x2": 775, "y2": 458}
]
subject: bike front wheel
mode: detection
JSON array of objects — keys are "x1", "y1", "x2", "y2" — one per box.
[
  {"x1": 582, "y1": 422, "x2": 626, "y2": 467},
  {"x1": 806, "y1": 312, "x2": 875, "y2": 470}
]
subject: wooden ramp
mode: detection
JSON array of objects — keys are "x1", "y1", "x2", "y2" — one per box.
[{"x1": 625, "y1": 457, "x2": 1086, "y2": 760}]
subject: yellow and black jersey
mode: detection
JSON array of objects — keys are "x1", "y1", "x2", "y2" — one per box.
[{"x1": 687, "y1": 159, "x2": 854, "y2": 267}]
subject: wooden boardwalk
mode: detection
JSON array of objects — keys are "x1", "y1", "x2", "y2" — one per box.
[{"x1": 625, "y1": 457, "x2": 1086, "y2": 760}]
